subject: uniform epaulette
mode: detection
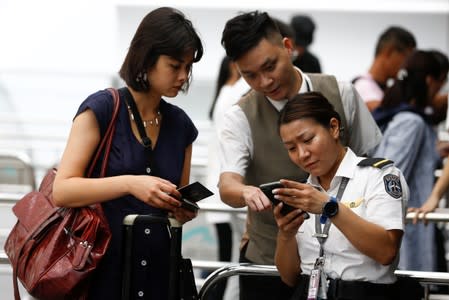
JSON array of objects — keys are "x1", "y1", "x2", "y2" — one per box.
[{"x1": 357, "y1": 158, "x2": 394, "y2": 169}]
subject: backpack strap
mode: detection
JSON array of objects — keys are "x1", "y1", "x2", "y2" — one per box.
[
  {"x1": 351, "y1": 76, "x2": 362, "y2": 85},
  {"x1": 351, "y1": 75, "x2": 387, "y2": 91}
]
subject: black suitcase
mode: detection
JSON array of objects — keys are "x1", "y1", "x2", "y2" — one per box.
[{"x1": 121, "y1": 214, "x2": 198, "y2": 300}]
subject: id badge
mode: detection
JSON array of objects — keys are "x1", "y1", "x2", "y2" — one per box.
[{"x1": 307, "y1": 268, "x2": 321, "y2": 300}]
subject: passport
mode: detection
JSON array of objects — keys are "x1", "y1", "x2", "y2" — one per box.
[{"x1": 177, "y1": 181, "x2": 213, "y2": 212}]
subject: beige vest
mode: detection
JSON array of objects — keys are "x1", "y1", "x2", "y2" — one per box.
[{"x1": 238, "y1": 74, "x2": 346, "y2": 264}]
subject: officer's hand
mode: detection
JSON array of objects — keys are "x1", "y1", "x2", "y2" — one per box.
[
  {"x1": 276, "y1": 179, "x2": 328, "y2": 214},
  {"x1": 242, "y1": 185, "x2": 271, "y2": 212},
  {"x1": 274, "y1": 203, "x2": 305, "y2": 240}
]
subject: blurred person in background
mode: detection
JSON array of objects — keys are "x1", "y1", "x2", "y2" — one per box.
[
  {"x1": 407, "y1": 50, "x2": 449, "y2": 281},
  {"x1": 205, "y1": 55, "x2": 241, "y2": 299},
  {"x1": 353, "y1": 26, "x2": 416, "y2": 112},
  {"x1": 427, "y1": 50, "x2": 449, "y2": 126},
  {"x1": 371, "y1": 50, "x2": 442, "y2": 273},
  {"x1": 290, "y1": 15, "x2": 322, "y2": 73}
]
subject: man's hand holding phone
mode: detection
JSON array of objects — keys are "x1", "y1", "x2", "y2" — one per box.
[{"x1": 241, "y1": 185, "x2": 273, "y2": 212}]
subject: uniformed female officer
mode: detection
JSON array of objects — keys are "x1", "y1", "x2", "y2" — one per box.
[{"x1": 272, "y1": 92, "x2": 408, "y2": 300}]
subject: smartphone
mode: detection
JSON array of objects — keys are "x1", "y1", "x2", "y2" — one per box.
[{"x1": 259, "y1": 181, "x2": 309, "y2": 219}]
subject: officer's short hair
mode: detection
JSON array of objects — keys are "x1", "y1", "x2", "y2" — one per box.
[{"x1": 279, "y1": 92, "x2": 341, "y2": 130}]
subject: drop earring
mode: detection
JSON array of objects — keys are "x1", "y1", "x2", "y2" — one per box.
[
  {"x1": 136, "y1": 71, "x2": 149, "y2": 90},
  {"x1": 339, "y1": 126, "x2": 345, "y2": 139}
]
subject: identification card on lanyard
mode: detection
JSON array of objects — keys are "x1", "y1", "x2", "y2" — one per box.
[
  {"x1": 307, "y1": 268, "x2": 321, "y2": 300},
  {"x1": 308, "y1": 177, "x2": 349, "y2": 300},
  {"x1": 307, "y1": 256, "x2": 327, "y2": 300}
]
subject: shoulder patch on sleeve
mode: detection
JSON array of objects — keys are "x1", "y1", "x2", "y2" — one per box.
[
  {"x1": 358, "y1": 158, "x2": 394, "y2": 169},
  {"x1": 383, "y1": 174, "x2": 402, "y2": 198}
]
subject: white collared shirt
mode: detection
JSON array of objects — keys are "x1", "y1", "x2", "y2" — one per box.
[
  {"x1": 298, "y1": 148, "x2": 408, "y2": 283},
  {"x1": 217, "y1": 69, "x2": 383, "y2": 176}
]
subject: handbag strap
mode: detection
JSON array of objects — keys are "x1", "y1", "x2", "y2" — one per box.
[
  {"x1": 87, "y1": 87, "x2": 120, "y2": 214},
  {"x1": 87, "y1": 87, "x2": 120, "y2": 177},
  {"x1": 11, "y1": 88, "x2": 120, "y2": 300}
]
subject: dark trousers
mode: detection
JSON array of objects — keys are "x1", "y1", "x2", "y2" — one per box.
[
  {"x1": 292, "y1": 274, "x2": 420, "y2": 300},
  {"x1": 239, "y1": 243, "x2": 294, "y2": 300}
]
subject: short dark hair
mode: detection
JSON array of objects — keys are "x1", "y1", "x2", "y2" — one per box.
[
  {"x1": 430, "y1": 49, "x2": 449, "y2": 81},
  {"x1": 279, "y1": 92, "x2": 341, "y2": 130},
  {"x1": 290, "y1": 15, "x2": 316, "y2": 47},
  {"x1": 119, "y1": 7, "x2": 203, "y2": 92},
  {"x1": 273, "y1": 18, "x2": 295, "y2": 40},
  {"x1": 375, "y1": 26, "x2": 416, "y2": 57},
  {"x1": 221, "y1": 11, "x2": 282, "y2": 61}
]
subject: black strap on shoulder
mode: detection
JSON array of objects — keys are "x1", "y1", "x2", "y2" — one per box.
[
  {"x1": 351, "y1": 76, "x2": 361, "y2": 85},
  {"x1": 357, "y1": 158, "x2": 393, "y2": 169},
  {"x1": 120, "y1": 87, "x2": 152, "y2": 148},
  {"x1": 351, "y1": 75, "x2": 386, "y2": 91},
  {"x1": 119, "y1": 87, "x2": 156, "y2": 175}
]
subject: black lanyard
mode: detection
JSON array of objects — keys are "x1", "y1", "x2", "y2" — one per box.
[
  {"x1": 120, "y1": 87, "x2": 155, "y2": 175},
  {"x1": 314, "y1": 177, "x2": 349, "y2": 257}
]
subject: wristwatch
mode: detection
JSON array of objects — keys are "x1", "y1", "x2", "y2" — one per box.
[{"x1": 322, "y1": 196, "x2": 339, "y2": 220}]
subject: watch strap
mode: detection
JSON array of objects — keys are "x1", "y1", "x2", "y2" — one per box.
[{"x1": 320, "y1": 196, "x2": 338, "y2": 224}]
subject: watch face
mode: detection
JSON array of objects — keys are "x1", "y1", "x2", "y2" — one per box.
[{"x1": 324, "y1": 201, "x2": 339, "y2": 218}]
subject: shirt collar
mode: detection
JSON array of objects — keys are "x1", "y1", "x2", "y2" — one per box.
[
  {"x1": 334, "y1": 148, "x2": 359, "y2": 179},
  {"x1": 308, "y1": 148, "x2": 359, "y2": 187},
  {"x1": 266, "y1": 67, "x2": 311, "y2": 111}
]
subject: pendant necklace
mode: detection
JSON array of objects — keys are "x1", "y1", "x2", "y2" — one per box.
[{"x1": 127, "y1": 105, "x2": 161, "y2": 127}]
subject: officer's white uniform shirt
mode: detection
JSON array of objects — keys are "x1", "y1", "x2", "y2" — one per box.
[
  {"x1": 297, "y1": 148, "x2": 408, "y2": 284},
  {"x1": 217, "y1": 69, "x2": 383, "y2": 177}
]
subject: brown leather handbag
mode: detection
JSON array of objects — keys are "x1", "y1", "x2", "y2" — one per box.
[{"x1": 4, "y1": 88, "x2": 120, "y2": 300}]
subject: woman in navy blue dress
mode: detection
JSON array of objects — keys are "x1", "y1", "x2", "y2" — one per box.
[{"x1": 53, "y1": 7, "x2": 203, "y2": 299}]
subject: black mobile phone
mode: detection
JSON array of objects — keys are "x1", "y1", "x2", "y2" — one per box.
[
  {"x1": 259, "y1": 181, "x2": 309, "y2": 219},
  {"x1": 177, "y1": 181, "x2": 214, "y2": 212}
]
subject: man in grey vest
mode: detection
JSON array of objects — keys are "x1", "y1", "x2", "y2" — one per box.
[{"x1": 217, "y1": 11, "x2": 382, "y2": 300}]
